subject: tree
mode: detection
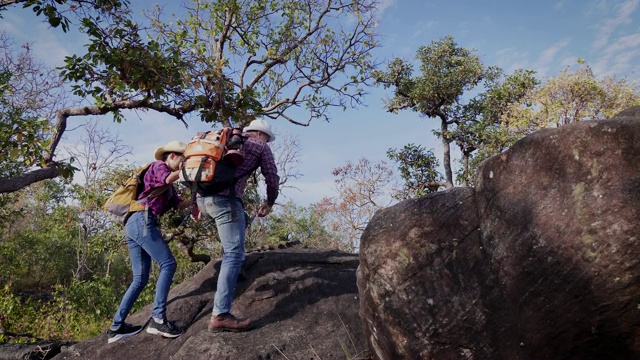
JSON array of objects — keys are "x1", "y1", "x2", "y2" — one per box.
[
  {"x1": 0, "y1": 179, "x2": 79, "y2": 292},
  {"x1": 519, "y1": 61, "x2": 640, "y2": 127},
  {"x1": 387, "y1": 143, "x2": 443, "y2": 199},
  {"x1": 0, "y1": 32, "x2": 76, "y2": 194},
  {"x1": 1, "y1": 0, "x2": 381, "y2": 193},
  {"x1": 0, "y1": 0, "x2": 127, "y2": 32},
  {"x1": 255, "y1": 200, "x2": 341, "y2": 250},
  {"x1": 451, "y1": 68, "x2": 539, "y2": 185},
  {"x1": 65, "y1": 120, "x2": 132, "y2": 280},
  {"x1": 316, "y1": 158, "x2": 395, "y2": 251},
  {"x1": 145, "y1": 0, "x2": 379, "y2": 125},
  {"x1": 463, "y1": 61, "x2": 640, "y2": 186},
  {"x1": 373, "y1": 36, "x2": 494, "y2": 188},
  {"x1": 374, "y1": 36, "x2": 538, "y2": 188}
]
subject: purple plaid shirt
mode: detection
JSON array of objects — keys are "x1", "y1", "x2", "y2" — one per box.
[
  {"x1": 219, "y1": 136, "x2": 279, "y2": 205},
  {"x1": 138, "y1": 160, "x2": 183, "y2": 217}
]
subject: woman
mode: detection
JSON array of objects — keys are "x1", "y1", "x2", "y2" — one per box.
[{"x1": 107, "y1": 140, "x2": 190, "y2": 344}]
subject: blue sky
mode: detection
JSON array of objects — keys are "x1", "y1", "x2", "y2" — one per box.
[{"x1": 2, "y1": 0, "x2": 640, "y2": 206}]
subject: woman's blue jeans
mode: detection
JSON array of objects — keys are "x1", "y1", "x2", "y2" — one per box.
[
  {"x1": 111, "y1": 211, "x2": 177, "y2": 329},
  {"x1": 197, "y1": 195, "x2": 246, "y2": 316}
]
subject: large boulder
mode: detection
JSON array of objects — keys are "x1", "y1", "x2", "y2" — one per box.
[
  {"x1": 358, "y1": 114, "x2": 640, "y2": 359},
  {"x1": 357, "y1": 187, "x2": 492, "y2": 359}
]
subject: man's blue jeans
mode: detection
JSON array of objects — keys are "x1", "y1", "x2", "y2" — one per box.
[
  {"x1": 197, "y1": 195, "x2": 246, "y2": 316},
  {"x1": 111, "y1": 211, "x2": 177, "y2": 329}
]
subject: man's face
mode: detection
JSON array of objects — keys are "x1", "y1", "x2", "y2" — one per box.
[{"x1": 255, "y1": 131, "x2": 270, "y2": 142}]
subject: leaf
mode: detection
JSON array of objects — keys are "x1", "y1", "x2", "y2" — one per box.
[{"x1": 9, "y1": 148, "x2": 20, "y2": 159}]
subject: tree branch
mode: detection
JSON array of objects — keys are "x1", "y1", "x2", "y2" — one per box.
[
  {"x1": 0, "y1": 0, "x2": 24, "y2": 8},
  {"x1": 0, "y1": 163, "x2": 59, "y2": 193}
]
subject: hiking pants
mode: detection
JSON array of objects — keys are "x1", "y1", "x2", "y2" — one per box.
[
  {"x1": 111, "y1": 211, "x2": 177, "y2": 329},
  {"x1": 197, "y1": 195, "x2": 246, "y2": 315}
]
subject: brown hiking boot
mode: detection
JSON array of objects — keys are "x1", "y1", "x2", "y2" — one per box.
[{"x1": 208, "y1": 313, "x2": 253, "y2": 332}]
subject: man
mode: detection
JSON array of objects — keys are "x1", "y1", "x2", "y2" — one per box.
[
  {"x1": 196, "y1": 119, "x2": 280, "y2": 332},
  {"x1": 107, "y1": 140, "x2": 189, "y2": 343}
]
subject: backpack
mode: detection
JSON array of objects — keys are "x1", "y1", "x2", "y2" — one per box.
[
  {"x1": 103, "y1": 163, "x2": 168, "y2": 226},
  {"x1": 179, "y1": 127, "x2": 247, "y2": 195}
]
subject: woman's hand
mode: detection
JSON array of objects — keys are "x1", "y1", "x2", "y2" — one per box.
[{"x1": 257, "y1": 203, "x2": 272, "y2": 217}]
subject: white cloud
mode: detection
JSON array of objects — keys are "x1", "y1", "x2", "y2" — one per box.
[
  {"x1": 538, "y1": 38, "x2": 571, "y2": 65},
  {"x1": 593, "y1": 0, "x2": 639, "y2": 49},
  {"x1": 592, "y1": 32, "x2": 640, "y2": 77},
  {"x1": 0, "y1": 9, "x2": 88, "y2": 69},
  {"x1": 532, "y1": 38, "x2": 571, "y2": 78},
  {"x1": 411, "y1": 20, "x2": 438, "y2": 40},
  {"x1": 559, "y1": 55, "x2": 580, "y2": 69},
  {"x1": 554, "y1": 0, "x2": 568, "y2": 10},
  {"x1": 494, "y1": 47, "x2": 530, "y2": 72},
  {"x1": 376, "y1": 0, "x2": 397, "y2": 17}
]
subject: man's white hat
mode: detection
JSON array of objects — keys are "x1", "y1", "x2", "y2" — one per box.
[
  {"x1": 243, "y1": 119, "x2": 275, "y2": 142},
  {"x1": 154, "y1": 140, "x2": 187, "y2": 160}
]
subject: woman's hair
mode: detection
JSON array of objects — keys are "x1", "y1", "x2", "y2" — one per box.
[{"x1": 162, "y1": 152, "x2": 180, "y2": 161}]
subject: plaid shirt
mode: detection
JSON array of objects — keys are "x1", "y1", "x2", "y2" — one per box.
[
  {"x1": 218, "y1": 136, "x2": 279, "y2": 205},
  {"x1": 138, "y1": 160, "x2": 182, "y2": 217}
]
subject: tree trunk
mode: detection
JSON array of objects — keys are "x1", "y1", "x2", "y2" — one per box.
[
  {"x1": 462, "y1": 152, "x2": 469, "y2": 186},
  {"x1": 441, "y1": 119, "x2": 454, "y2": 188}
]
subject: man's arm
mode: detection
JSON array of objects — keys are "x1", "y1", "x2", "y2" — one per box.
[{"x1": 258, "y1": 145, "x2": 280, "y2": 217}]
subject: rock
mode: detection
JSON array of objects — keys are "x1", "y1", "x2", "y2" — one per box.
[
  {"x1": 476, "y1": 117, "x2": 640, "y2": 359},
  {"x1": 0, "y1": 341, "x2": 72, "y2": 360},
  {"x1": 358, "y1": 187, "x2": 490, "y2": 359},
  {"x1": 49, "y1": 245, "x2": 371, "y2": 360},
  {"x1": 358, "y1": 115, "x2": 640, "y2": 360}
]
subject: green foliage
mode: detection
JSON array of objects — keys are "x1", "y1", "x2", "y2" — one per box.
[
  {"x1": 375, "y1": 36, "x2": 541, "y2": 187},
  {"x1": 0, "y1": 33, "x2": 80, "y2": 186},
  {"x1": 0, "y1": 282, "x2": 114, "y2": 342},
  {"x1": 261, "y1": 201, "x2": 338, "y2": 249},
  {"x1": 61, "y1": 13, "x2": 189, "y2": 116},
  {"x1": 387, "y1": 144, "x2": 442, "y2": 199},
  {"x1": 526, "y1": 62, "x2": 640, "y2": 125},
  {"x1": 373, "y1": 36, "x2": 501, "y2": 187},
  {"x1": 0, "y1": 183, "x2": 79, "y2": 292},
  {"x1": 373, "y1": 35, "x2": 487, "y2": 118},
  {"x1": 0, "y1": 69, "x2": 52, "y2": 178},
  {"x1": 460, "y1": 61, "x2": 640, "y2": 186},
  {"x1": 21, "y1": 0, "x2": 129, "y2": 33},
  {"x1": 58, "y1": 0, "x2": 380, "y2": 127}
]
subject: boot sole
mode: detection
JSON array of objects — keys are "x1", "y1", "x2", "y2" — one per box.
[
  {"x1": 208, "y1": 325, "x2": 254, "y2": 333},
  {"x1": 146, "y1": 327, "x2": 182, "y2": 338}
]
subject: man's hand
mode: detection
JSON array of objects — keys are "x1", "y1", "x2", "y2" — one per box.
[
  {"x1": 190, "y1": 204, "x2": 201, "y2": 222},
  {"x1": 257, "y1": 203, "x2": 272, "y2": 217},
  {"x1": 166, "y1": 170, "x2": 181, "y2": 184}
]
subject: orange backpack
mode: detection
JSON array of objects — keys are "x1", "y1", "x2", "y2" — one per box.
[{"x1": 179, "y1": 128, "x2": 246, "y2": 195}]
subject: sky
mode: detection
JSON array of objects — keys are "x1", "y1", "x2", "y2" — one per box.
[{"x1": 2, "y1": 0, "x2": 640, "y2": 206}]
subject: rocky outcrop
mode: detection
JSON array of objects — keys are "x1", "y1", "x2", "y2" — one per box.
[
  {"x1": 357, "y1": 187, "x2": 490, "y2": 359},
  {"x1": 358, "y1": 115, "x2": 640, "y2": 360},
  {"x1": 47, "y1": 244, "x2": 370, "y2": 360}
]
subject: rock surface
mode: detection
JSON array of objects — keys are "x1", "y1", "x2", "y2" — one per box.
[
  {"x1": 45, "y1": 244, "x2": 371, "y2": 360},
  {"x1": 358, "y1": 114, "x2": 640, "y2": 360}
]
